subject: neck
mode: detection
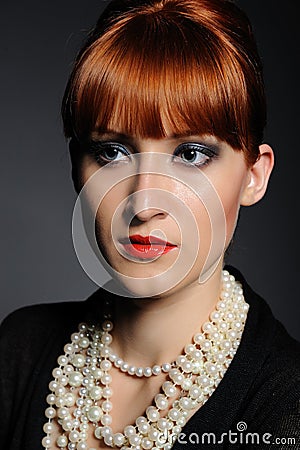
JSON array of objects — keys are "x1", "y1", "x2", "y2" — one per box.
[{"x1": 111, "y1": 262, "x2": 224, "y2": 367}]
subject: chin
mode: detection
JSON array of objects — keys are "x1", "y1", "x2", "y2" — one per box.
[{"x1": 110, "y1": 270, "x2": 182, "y2": 299}]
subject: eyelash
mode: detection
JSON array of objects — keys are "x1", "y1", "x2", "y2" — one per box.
[{"x1": 87, "y1": 141, "x2": 219, "y2": 168}]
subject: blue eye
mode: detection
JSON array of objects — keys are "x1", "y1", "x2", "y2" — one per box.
[
  {"x1": 174, "y1": 143, "x2": 218, "y2": 167},
  {"x1": 88, "y1": 141, "x2": 130, "y2": 164}
]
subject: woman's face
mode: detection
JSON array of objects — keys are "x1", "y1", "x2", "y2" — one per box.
[{"x1": 73, "y1": 132, "x2": 251, "y2": 297}]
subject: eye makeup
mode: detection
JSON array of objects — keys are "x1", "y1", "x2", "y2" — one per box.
[
  {"x1": 83, "y1": 137, "x2": 220, "y2": 168},
  {"x1": 173, "y1": 142, "x2": 219, "y2": 168}
]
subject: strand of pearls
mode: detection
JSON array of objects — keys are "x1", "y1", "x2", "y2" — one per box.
[{"x1": 42, "y1": 270, "x2": 249, "y2": 450}]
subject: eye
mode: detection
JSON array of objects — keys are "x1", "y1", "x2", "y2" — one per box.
[
  {"x1": 174, "y1": 143, "x2": 218, "y2": 167},
  {"x1": 88, "y1": 141, "x2": 130, "y2": 164}
]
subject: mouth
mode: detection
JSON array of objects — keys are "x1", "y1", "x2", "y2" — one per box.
[{"x1": 119, "y1": 234, "x2": 178, "y2": 259}]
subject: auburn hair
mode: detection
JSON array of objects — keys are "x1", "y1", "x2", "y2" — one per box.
[{"x1": 62, "y1": 0, "x2": 266, "y2": 166}]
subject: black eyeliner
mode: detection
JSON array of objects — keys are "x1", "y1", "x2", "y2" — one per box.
[{"x1": 85, "y1": 140, "x2": 130, "y2": 164}]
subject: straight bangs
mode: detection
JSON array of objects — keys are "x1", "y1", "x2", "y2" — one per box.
[{"x1": 63, "y1": 0, "x2": 266, "y2": 165}]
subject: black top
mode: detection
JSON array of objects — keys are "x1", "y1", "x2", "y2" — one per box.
[{"x1": 1, "y1": 267, "x2": 300, "y2": 449}]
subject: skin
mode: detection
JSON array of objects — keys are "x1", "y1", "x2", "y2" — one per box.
[{"x1": 60, "y1": 132, "x2": 274, "y2": 445}]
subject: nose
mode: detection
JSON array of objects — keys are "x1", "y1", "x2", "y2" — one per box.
[{"x1": 125, "y1": 173, "x2": 168, "y2": 223}]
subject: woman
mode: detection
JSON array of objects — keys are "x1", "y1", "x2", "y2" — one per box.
[{"x1": 1, "y1": 0, "x2": 299, "y2": 449}]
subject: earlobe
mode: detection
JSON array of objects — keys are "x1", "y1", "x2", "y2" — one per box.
[{"x1": 240, "y1": 144, "x2": 275, "y2": 206}]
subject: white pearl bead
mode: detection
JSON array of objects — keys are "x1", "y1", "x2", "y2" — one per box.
[
  {"x1": 143, "y1": 367, "x2": 152, "y2": 377},
  {"x1": 124, "y1": 425, "x2": 136, "y2": 437},
  {"x1": 55, "y1": 386, "x2": 66, "y2": 397},
  {"x1": 64, "y1": 344, "x2": 74, "y2": 354},
  {"x1": 101, "y1": 333, "x2": 112, "y2": 345},
  {"x1": 101, "y1": 414, "x2": 112, "y2": 425},
  {"x1": 162, "y1": 381, "x2": 176, "y2": 397},
  {"x1": 94, "y1": 426, "x2": 102, "y2": 439},
  {"x1": 128, "y1": 365, "x2": 136, "y2": 375},
  {"x1": 136, "y1": 416, "x2": 147, "y2": 426},
  {"x1": 152, "y1": 365, "x2": 161, "y2": 375},
  {"x1": 72, "y1": 354, "x2": 86, "y2": 368},
  {"x1": 80, "y1": 423, "x2": 89, "y2": 431},
  {"x1": 129, "y1": 434, "x2": 142, "y2": 446},
  {"x1": 89, "y1": 386, "x2": 102, "y2": 400},
  {"x1": 103, "y1": 386, "x2": 113, "y2": 398},
  {"x1": 57, "y1": 407, "x2": 69, "y2": 419},
  {"x1": 100, "y1": 347, "x2": 110, "y2": 358},
  {"x1": 104, "y1": 435, "x2": 114, "y2": 446},
  {"x1": 101, "y1": 373, "x2": 112, "y2": 384},
  {"x1": 146, "y1": 406, "x2": 160, "y2": 422},
  {"x1": 101, "y1": 426, "x2": 113, "y2": 437},
  {"x1": 68, "y1": 372, "x2": 83, "y2": 387},
  {"x1": 176, "y1": 355, "x2": 186, "y2": 365},
  {"x1": 42, "y1": 436, "x2": 52, "y2": 448},
  {"x1": 181, "y1": 378, "x2": 192, "y2": 390},
  {"x1": 64, "y1": 364, "x2": 74, "y2": 374},
  {"x1": 193, "y1": 333, "x2": 205, "y2": 344},
  {"x1": 138, "y1": 422, "x2": 150, "y2": 434},
  {"x1": 114, "y1": 357, "x2": 123, "y2": 368},
  {"x1": 184, "y1": 344, "x2": 196, "y2": 355},
  {"x1": 189, "y1": 385, "x2": 201, "y2": 399},
  {"x1": 154, "y1": 394, "x2": 168, "y2": 410},
  {"x1": 102, "y1": 400, "x2": 113, "y2": 412},
  {"x1": 59, "y1": 375, "x2": 68, "y2": 386},
  {"x1": 56, "y1": 435, "x2": 68, "y2": 447},
  {"x1": 46, "y1": 394, "x2": 56, "y2": 405},
  {"x1": 179, "y1": 397, "x2": 193, "y2": 410},
  {"x1": 176, "y1": 416, "x2": 186, "y2": 427},
  {"x1": 135, "y1": 367, "x2": 144, "y2": 377},
  {"x1": 87, "y1": 406, "x2": 103, "y2": 422},
  {"x1": 181, "y1": 360, "x2": 193, "y2": 373},
  {"x1": 79, "y1": 337, "x2": 90, "y2": 349},
  {"x1": 91, "y1": 368, "x2": 103, "y2": 380},
  {"x1": 141, "y1": 437, "x2": 153, "y2": 449},
  {"x1": 62, "y1": 418, "x2": 73, "y2": 431},
  {"x1": 113, "y1": 432, "x2": 126, "y2": 446},
  {"x1": 48, "y1": 380, "x2": 58, "y2": 391},
  {"x1": 161, "y1": 363, "x2": 171, "y2": 372},
  {"x1": 201, "y1": 339, "x2": 212, "y2": 351},
  {"x1": 43, "y1": 422, "x2": 54, "y2": 433},
  {"x1": 45, "y1": 407, "x2": 56, "y2": 419},
  {"x1": 100, "y1": 359, "x2": 112, "y2": 371},
  {"x1": 77, "y1": 442, "x2": 88, "y2": 450},
  {"x1": 121, "y1": 362, "x2": 129, "y2": 372},
  {"x1": 157, "y1": 418, "x2": 168, "y2": 431},
  {"x1": 148, "y1": 426, "x2": 160, "y2": 440},
  {"x1": 64, "y1": 392, "x2": 75, "y2": 407},
  {"x1": 52, "y1": 367, "x2": 63, "y2": 378},
  {"x1": 169, "y1": 369, "x2": 183, "y2": 384},
  {"x1": 69, "y1": 430, "x2": 80, "y2": 443},
  {"x1": 168, "y1": 408, "x2": 181, "y2": 421}
]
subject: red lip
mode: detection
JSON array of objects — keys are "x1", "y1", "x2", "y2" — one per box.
[{"x1": 120, "y1": 234, "x2": 177, "y2": 259}]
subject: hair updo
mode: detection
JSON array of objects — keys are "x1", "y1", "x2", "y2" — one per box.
[{"x1": 62, "y1": 0, "x2": 266, "y2": 166}]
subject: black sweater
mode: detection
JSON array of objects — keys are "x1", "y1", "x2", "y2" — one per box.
[{"x1": 1, "y1": 267, "x2": 300, "y2": 449}]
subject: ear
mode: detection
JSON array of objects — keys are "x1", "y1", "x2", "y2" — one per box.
[{"x1": 240, "y1": 144, "x2": 274, "y2": 206}]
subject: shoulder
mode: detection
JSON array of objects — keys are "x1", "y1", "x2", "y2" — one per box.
[
  {"x1": 0, "y1": 301, "x2": 81, "y2": 347},
  {"x1": 0, "y1": 288, "x2": 108, "y2": 356},
  {"x1": 227, "y1": 266, "x2": 300, "y2": 439}
]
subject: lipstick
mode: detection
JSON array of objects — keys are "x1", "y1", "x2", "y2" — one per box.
[{"x1": 120, "y1": 234, "x2": 177, "y2": 259}]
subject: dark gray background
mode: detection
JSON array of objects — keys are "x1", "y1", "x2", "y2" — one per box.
[{"x1": 1, "y1": 1, "x2": 299, "y2": 340}]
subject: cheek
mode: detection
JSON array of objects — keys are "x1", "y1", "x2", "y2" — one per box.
[{"x1": 216, "y1": 180, "x2": 245, "y2": 245}]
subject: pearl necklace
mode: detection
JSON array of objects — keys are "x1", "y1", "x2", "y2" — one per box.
[{"x1": 42, "y1": 270, "x2": 249, "y2": 450}]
